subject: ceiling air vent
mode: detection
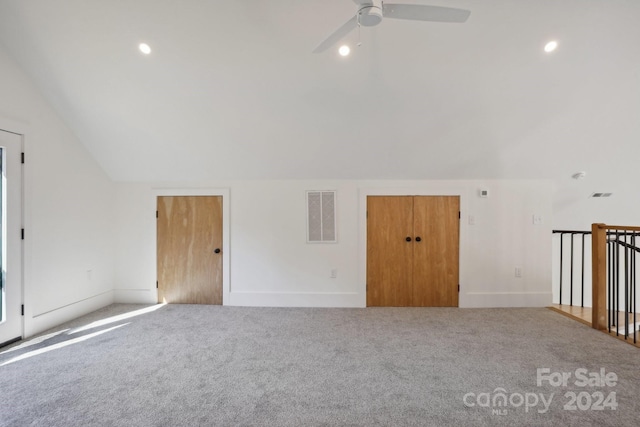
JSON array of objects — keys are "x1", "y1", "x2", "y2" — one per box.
[{"x1": 590, "y1": 192, "x2": 613, "y2": 198}]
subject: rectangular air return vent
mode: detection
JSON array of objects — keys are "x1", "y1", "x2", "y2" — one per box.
[
  {"x1": 306, "y1": 191, "x2": 337, "y2": 243},
  {"x1": 590, "y1": 192, "x2": 613, "y2": 198}
]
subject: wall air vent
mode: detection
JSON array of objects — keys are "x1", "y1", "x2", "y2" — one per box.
[
  {"x1": 590, "y1": 192, "x2": 613, "y2": 198},
  {"x1": 306, "y1": 191, "x2": 337, "y2": 243}
]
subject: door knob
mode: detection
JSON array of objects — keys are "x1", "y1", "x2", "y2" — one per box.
[
  {"x1": 214, "y1": 248, "x2": 221, "y2": 254},
  {"x1": 415, "y1": 236, "x2": 422, "y2": 242},
  {"x1": 406, "y1": 237, "x2": 412, "y2": 242}
]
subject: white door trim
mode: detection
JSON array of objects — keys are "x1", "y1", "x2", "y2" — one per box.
[{"x1": 0, "y1": 127, "x2": 24, "y2": 344}]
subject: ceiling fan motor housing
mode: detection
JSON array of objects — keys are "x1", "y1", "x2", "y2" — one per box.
[
  {"x1": 312, "y1": 0, "x2": 470, "y2": 53},
  {"x1": 359, "y1": 0, "x2": 383, "y2": 26}
]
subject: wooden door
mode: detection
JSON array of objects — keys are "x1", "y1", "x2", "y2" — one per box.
[
  {"x1": 367, "y1": 196, "x2": 414, "y2": 306},
  {"x1": 157, "y1": 196, "x2": 223, "y2": 304},
  {"x1": 412, "y1": 196, "x2": 460, "y2": 307},
  {"x1": 366, "y1": 195, "x2": 459, "y2": 307}
]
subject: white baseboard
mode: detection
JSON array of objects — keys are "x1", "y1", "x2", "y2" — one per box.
[
  {"x1": 461, "y1": 291, "x2": 553, "y2": 308},
  {"x1": 25, "y1": 291, "x2": 115, "y2": 338},
  {"x1": 228, "y1": 291, "x2": 552, "y2": 308},
  {"x1": 227, "y1": 291, "x2": 363, "y2": 307},
  {"x1": 114, "y1": 289, "x2": 157, "y2": 304}
]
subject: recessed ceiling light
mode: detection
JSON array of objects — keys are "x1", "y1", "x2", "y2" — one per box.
[
  {"x1": 139, "y1": 43, "x2": 152, "y2": 55},
  {"x1": 338, "y1": 45, "x2": 350, "y2": 57},
  {"x1": 544, "y1": 41, "x2": 558, "y2": 53}
]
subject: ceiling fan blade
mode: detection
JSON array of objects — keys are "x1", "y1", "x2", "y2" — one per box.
[
  {"x1": 313, "y1": 15, "x2": 358, "y2": 53},
  {"x1": 382, "y1": 4, "x2": 471, "y2": 23}
]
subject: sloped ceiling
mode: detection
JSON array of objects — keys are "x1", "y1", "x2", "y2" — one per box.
[{"x1": 0, "y1": 0, "x2": 638, "y2": 185}]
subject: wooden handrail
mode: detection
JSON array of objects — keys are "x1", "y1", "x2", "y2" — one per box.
[
  {"x1": 591, "y1": 223, "x2": 608, "y2": 330},
  {"x1": 594, "y1": 224, "x2": 640, "y2": 232}
]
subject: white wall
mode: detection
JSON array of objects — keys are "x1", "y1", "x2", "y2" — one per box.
[
  {"x1": 115, "y1": 179, "x2": 553, "y2": 308},
  {"x1": 553, "y1": 179, "x2": 640, "y2": 230},
  {"x1": 0, "y1": 44, "x2": 116, "y2": 337}
]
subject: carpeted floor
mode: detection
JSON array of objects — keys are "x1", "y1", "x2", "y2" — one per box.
[{"x1": 1, "y1": 304, "x2": 639, "y2": 426}]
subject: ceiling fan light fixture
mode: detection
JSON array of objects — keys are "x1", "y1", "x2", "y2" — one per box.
[{"x1": 338, "y1": 45, "x2": 351, "y2": 56}]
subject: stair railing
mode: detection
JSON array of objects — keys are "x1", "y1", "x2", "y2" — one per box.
[
  {"x1": 592, "y1": 224, "x2": 640, "y2": 343},
  {"x1": 553, "y1": 230, "x2": 591, "y2": 307}
]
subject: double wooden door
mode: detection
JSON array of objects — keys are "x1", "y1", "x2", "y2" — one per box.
[
  {"x1": 157, "y1": 196, "x2": 223, "y2": 304},
  {"x1": 367, "y1": 196, "x2": 459, "y2": 307}
]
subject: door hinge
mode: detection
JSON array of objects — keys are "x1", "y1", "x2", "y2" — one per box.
[
  {"x1": 21, "y1": 304, "x2": 24, "y2": 316},
  {"x1": 21, "y1": 228, "x2": 24, "y2": 240},
  {"x1": 156, "y1": 281, "x2": 159, "y2": 289},
  {"x1": 458, "y1": 284, "x2": 460, "y2": 292},
  {"x1": 156, "y1": 210, "x2": 159, "y2": 219},
  {"x1": 458, "y1": 211, "x2": 461, "y2": 219},
  {"x1": 21, "y1": 152, "x2": 25, "y2": 164}
]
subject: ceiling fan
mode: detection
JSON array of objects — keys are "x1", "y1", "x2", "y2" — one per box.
[{"x1": 313, "y1": 0, "x2": 471, "y2": 53}]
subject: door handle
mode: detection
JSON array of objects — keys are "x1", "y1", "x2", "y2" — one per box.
[
  {"x1": 214, "y1": 248, "x2": 221, "y2": 254},
  {"x1": 415, "y1": 236, "x2": 422, "y2": 242}
]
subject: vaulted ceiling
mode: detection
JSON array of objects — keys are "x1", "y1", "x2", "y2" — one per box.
[{"x1": 0, "y1": 0, "x2": 638, "y2": 187}]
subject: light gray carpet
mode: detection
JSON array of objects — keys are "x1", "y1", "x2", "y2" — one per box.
[{"x1": 1, "y1": 305, "x2": 639, "y2": 426}]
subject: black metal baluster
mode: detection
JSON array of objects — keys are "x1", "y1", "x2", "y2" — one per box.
[
  {"x1": 608, "y1": 238, "x2": 612, "y2": 333},
  {"x1": 559, "y1": 233, "x2": 563, "y2": 305},
  {"x1": 570, "y1": 233, "x2": 575, "y2": 306},
  {"x1": 633, "y1": 233, "x2": 637, "y2": 344},
  {"x1": 624, "y1": 231, "x2": 629, "y2": 339},
  {"x1": 581, "y1": 233, "x2": 585, "y2": 308},
  {"x1": 613, "y1": 231, "x2": 620, "y2": 336}
]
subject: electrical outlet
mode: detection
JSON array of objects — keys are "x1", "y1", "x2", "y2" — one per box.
[
  {"x1": 515, "y1": 267, "x2": 522, "y2": 278},
  {"x1": 330, "y1": 269, "x2": 337, "y2": 279},
  {"x1": 532, "y1": 214, "x2": 543, "y2": 225}
]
